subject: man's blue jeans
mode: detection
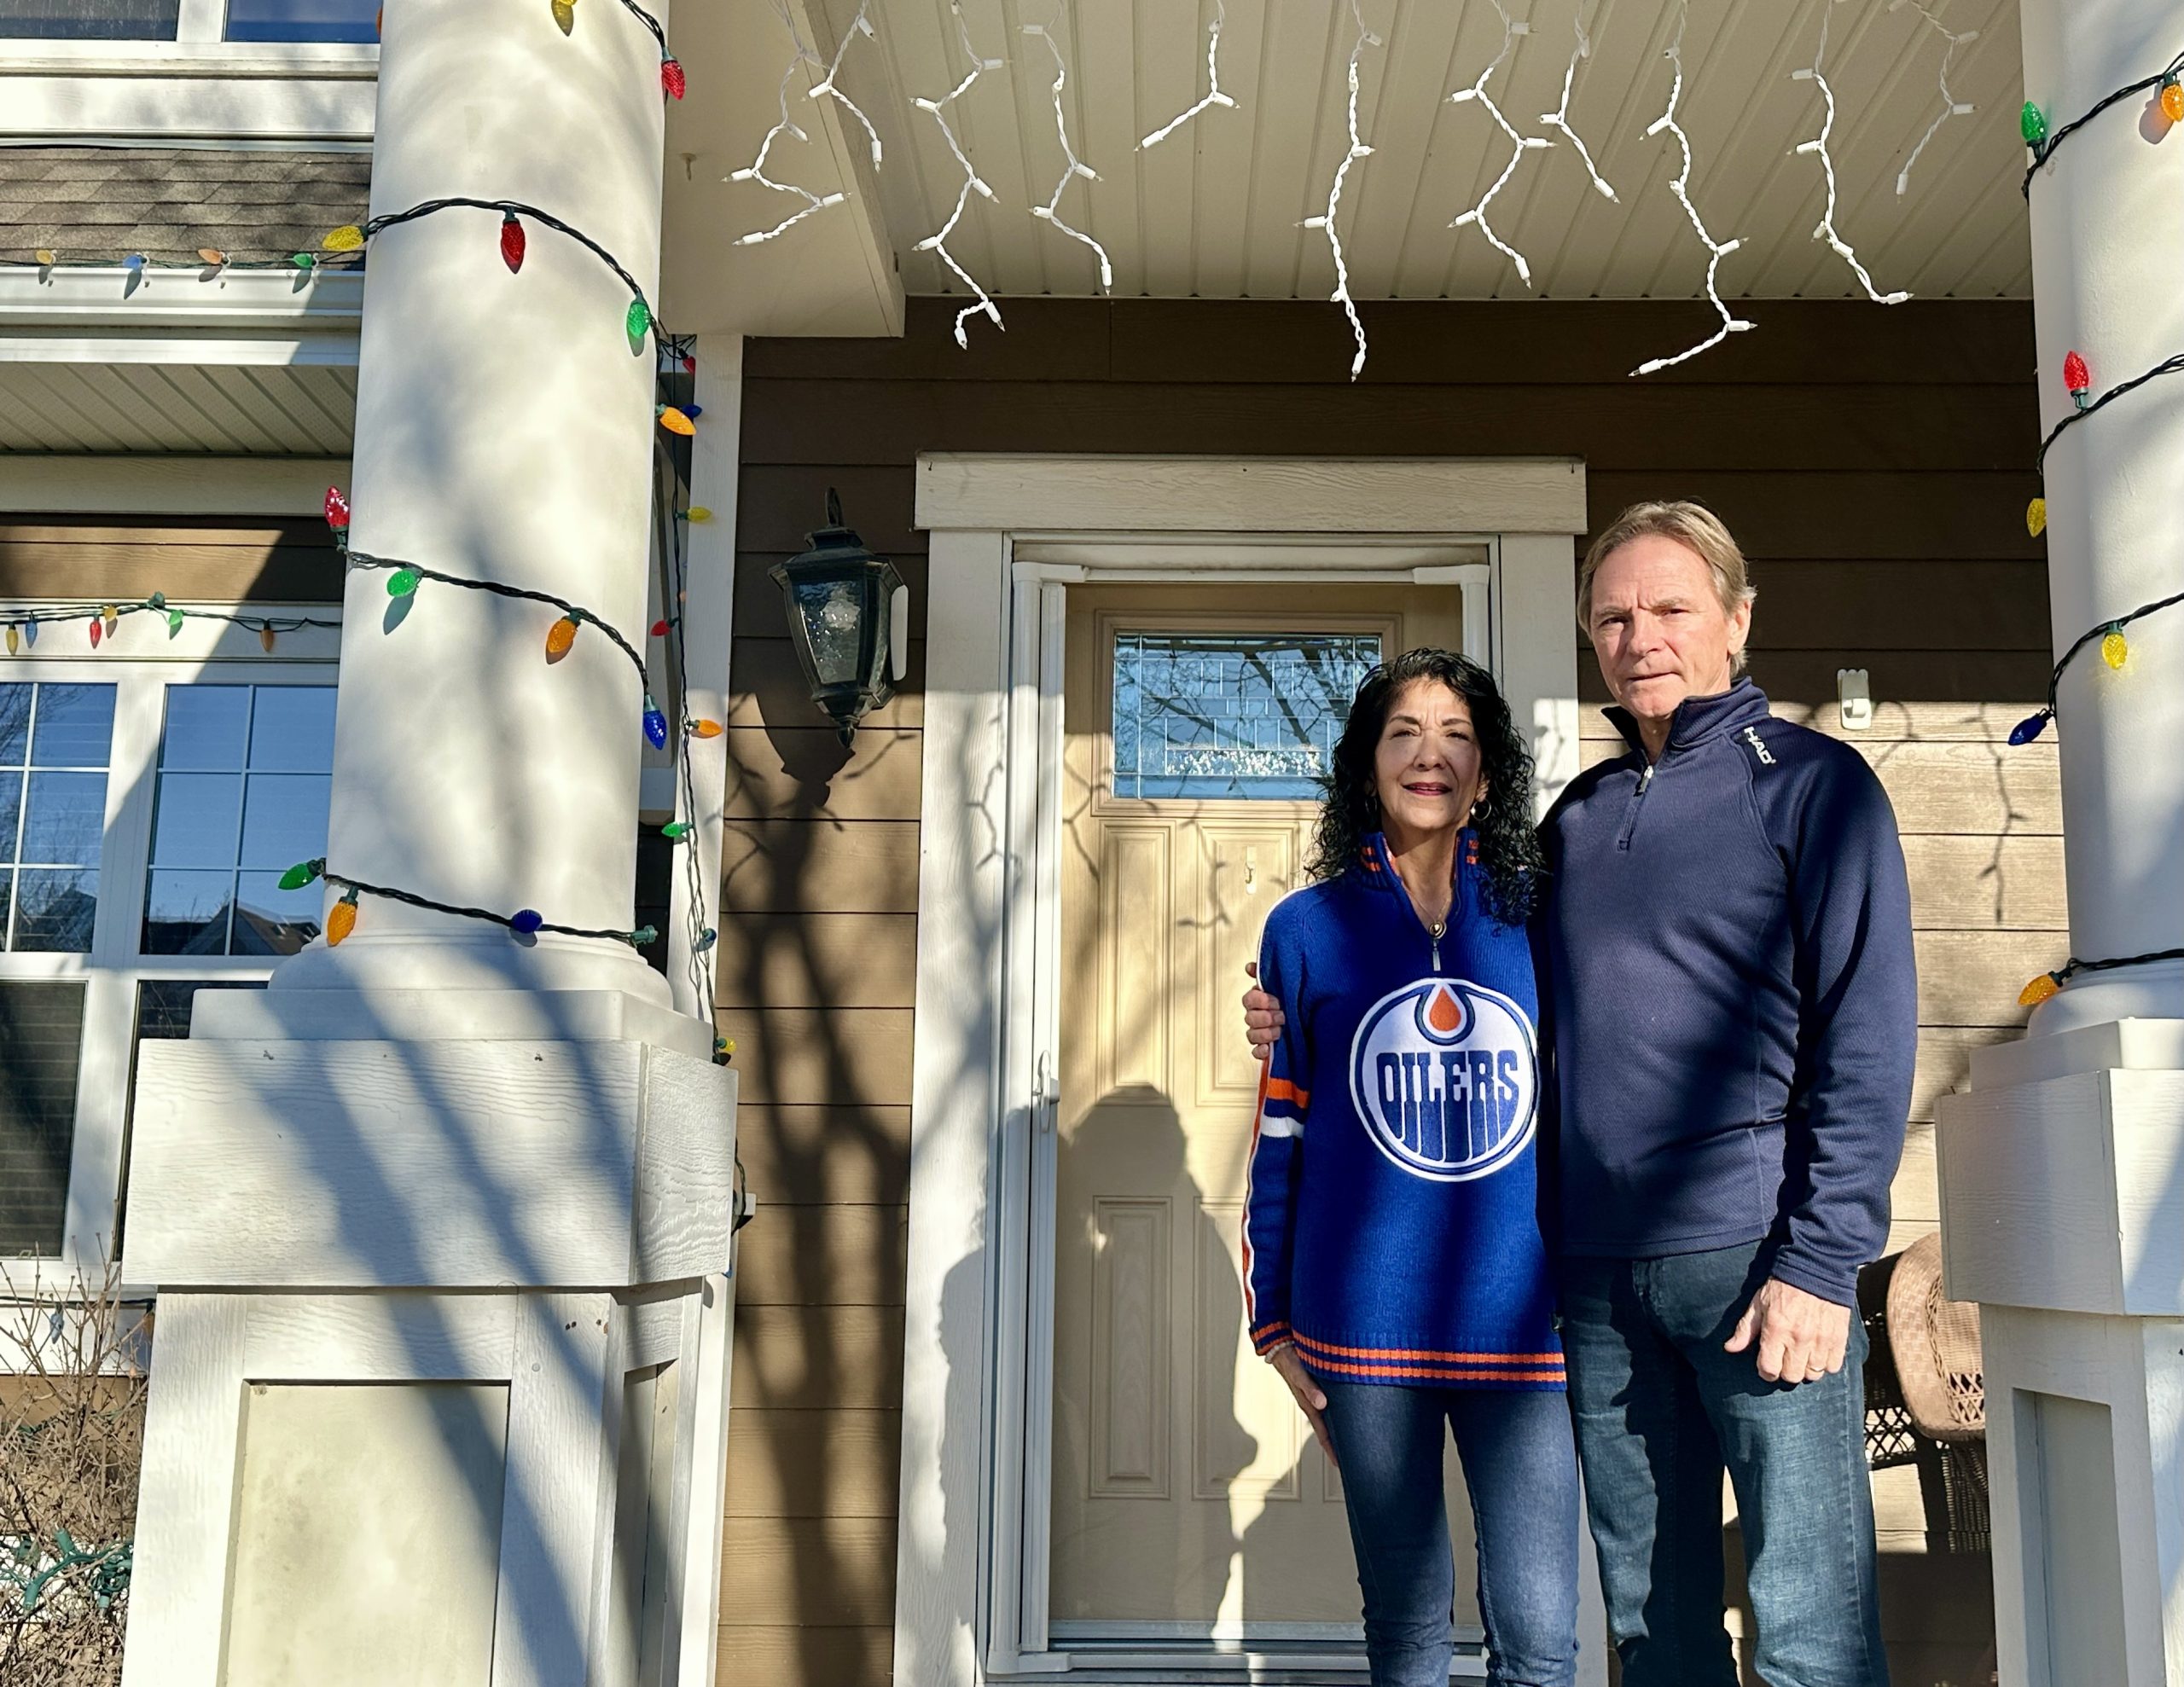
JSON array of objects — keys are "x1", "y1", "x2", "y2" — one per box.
[
  {"x1": 1317, "y1": 1380, "x2": 1581, "y2": 1687},
  {"x1": 1558, "y1": 1241, "x2": 1889, "y2": 1687}
]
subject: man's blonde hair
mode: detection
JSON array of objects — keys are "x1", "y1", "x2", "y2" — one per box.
[{"x1": 1577, "y1": 500, "x2": 1757, "y2": 674}]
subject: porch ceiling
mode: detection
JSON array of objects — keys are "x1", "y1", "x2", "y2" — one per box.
[
  {"x1": 0, "y1": 360, "x2": 357, "y2": 454},
  {"x1": 671, "y1": 0, "x2": 2025, "y2": 329}
]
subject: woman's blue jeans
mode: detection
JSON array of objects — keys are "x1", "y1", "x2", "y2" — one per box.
[{"x1": 1317, "y1": 1380, "x2": 1582, "y2": 1687}]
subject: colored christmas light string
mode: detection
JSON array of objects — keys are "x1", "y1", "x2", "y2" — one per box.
[
  {"x1": 0, "y1": 598, "x2": 340, "y2": 653},
  {"x1": 2006, "y1": 582, "x2": 2184, "y2": 748},
  {"x1": 1632, "y1": 6, "x2": 1752, "y2": 377},
  {"x1": 547, "y1": 0, "x2": 683, "y2": 96},
  {"x1": 280, "y1": 858, "x2": 659, "y2": 950},
  {"x1": 1141, "y1": 0, "x2": 1237, "y2": 151},
  {"x1": 1446, "y1": 0, "x2": 1553, "y2": 289},
  {"x1": 729, "y1": 3, "x2": 852, "y2": 249},
  {"x1": 2020, "y1": 45, "x2": 2184, "y2": 193},
  {"x1": 1023, "y1": 7, "x2": 1113, "y2": 290},
  {"x1": 1889, "y1": 0, "x2": 1976, "y2": 197},
  {"x1": 2033, "y1": 351, "x2": 2184, "y2": 472},
  {"x1": 914, "y1": 3, "x2": 1008, "y2": 350},
  {"x1": 2021, "y1": 944, "x2": 2184, "y2": 1008},
  {"x1": 332, "y1": 198, "x2": 666, "y2": 345},
  {"x1": 340, "y1": 548, "x2": 650, "y2": 678},
  {"x1": 1539, "y1": 0, "x2": 1618, "y2": 203},
  {"x1": 1792, "y1": 0, "x2": 1908, "y2": 304},
  {"x1": 1304, "y1": 0, "x2": 1382, "y2": 381}
]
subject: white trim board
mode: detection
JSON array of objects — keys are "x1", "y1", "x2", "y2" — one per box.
[
  {"x1": 897, "y1": 455, "x2": 1589, "y2": 1687},
  {"x1": 0, "y1": 455, "x2": 351, "y2": 514},
  {"x1": 916, "y1": 455, "x2": 1587, "y2": 536},
  {"x1": 0, "y1": 269, "x2": 364, "y2": 333}
]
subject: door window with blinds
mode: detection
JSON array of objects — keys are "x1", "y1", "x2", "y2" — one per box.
[{"x1": 0, "y1": 655, "x2": 336, "y2": 1267}]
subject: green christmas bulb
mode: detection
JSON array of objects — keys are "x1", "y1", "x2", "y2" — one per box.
[
  {"x1": 386, "y1": 567, "x2": 421, "y2": 597},
  {"x1": 166, "y1": 608, "x2": 185, "y2": 636},
  {"x1": 660, "y1": 821, "x2": 691, "y2": 840},
  {"x1": 278, "y1": 857, "x2": 325, "y2": 890},
  {"x1": 625, "y1": 296, "x2": 652, "y2": 337},
  {"x1": 2021, "y1": 101, "x2": 2048, "y2": 147}
]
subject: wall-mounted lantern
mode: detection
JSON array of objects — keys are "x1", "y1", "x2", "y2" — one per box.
[{"x1": 769, "y1": 490, "x2": 908, "y2": 746}]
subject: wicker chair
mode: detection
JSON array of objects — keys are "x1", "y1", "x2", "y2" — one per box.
[{"x1": 1857, "y1": 1233, "x2": 1989, "y2": 1554}]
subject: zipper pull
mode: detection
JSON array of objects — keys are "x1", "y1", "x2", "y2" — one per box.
[{"x1": 1638, "y1": 763, "x2": 1656, "y2": 792}]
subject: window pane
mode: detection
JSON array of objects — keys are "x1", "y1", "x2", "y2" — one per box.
[
  {"x1": 21, "y1": 770, "x2": 106, "y2": 866},
  {"x1": 160, "y1": 687, "x2": 250, "y2": 771},
  {"x1": 224, "y1": 0, "x2": 377, "y2": 41},
  {"x1": 29, "y1": 684, "x2": 115, "y2": 769},
  {"x1": 239, "y1": 773, "x2": 330, "y2": 870},
  {"x1": 151, "y1": 772, "x2": 244, "y2": 868},
  {"x1": 1112, "y1": 632, "x2": 1380, "y2": 801},
  {"x1": 0, "y1": 685, "x2": 29, "y2": 765},
  {"x1": 247, "y1": 686, "x2": 338, "y2": 772},
  {"x1": 14, "y1": 868, "x2": 97, "y2": 954},
  {"x1": 0, "y1": 982, "x2": 87, "y2": 1255},
  {"x1": 0, "y1": 770, "x2": 20, "y2": 865},
  {"x1": 142, "y1": 870, "x2": 234, "y2": 956},
  {"x1": 0, "y1": 0, "x2": 180, "y2": 39},
  {"x1": 233, "y1": 872, "x2": 322, "y2": 955}
]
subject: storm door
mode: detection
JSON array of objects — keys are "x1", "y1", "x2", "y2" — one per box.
[{"x1": 1034, "y1": 582, "x2": 1484, "y2": 1667}]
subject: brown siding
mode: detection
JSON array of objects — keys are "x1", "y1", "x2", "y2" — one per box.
[
  {"x1": 723, "y1": 298, "x2": 2045, "y2": 1686},
  {"x1": 0, "y1": 517, "x2": 343, "y2": 601}
]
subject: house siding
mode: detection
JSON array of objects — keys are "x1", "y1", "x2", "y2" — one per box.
[{"x1": 720, "y1": 294, "x2": 2046, "y2": 1685}]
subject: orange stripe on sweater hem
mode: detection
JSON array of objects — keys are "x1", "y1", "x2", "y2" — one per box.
[
  {"x1": 1262, "y1": 1076, "x2": 1310, "y2": 1108},
  {"x1": 1291, "y1": 1332, "x2": 1563, "y2": 1365}
]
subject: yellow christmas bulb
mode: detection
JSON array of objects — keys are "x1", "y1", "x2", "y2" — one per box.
[
  {"x1": 550, "y1": 0, "x2": 575, "y2": 32},
  {"x1": 198, "y1": 247, "x2": 228, "y2": 267},
  {"x1": 259, "y1": 622, "x2": 278, "y2": 653},
  {"x1": 2025, "y1": 496, "x2": 2047, "y2": 537},
  {"x1": 322, "y1": 224, "x2": 366, "y2": 252},
  {"x1": 327, "y1": 892, "x2": 359, "y2": 947},
  {"x1": 34, "y1": 248, "x2": 56, "y2": 267},
  {"x1": 4, "y1": 625, "x2": 16, "y2": 656},
  {"x1": 2103, "y1": 629, "x2": 2129, "y2": 670},
  {"x1": 687, "y1": 506, "x2": 714, "y2": 523},
  {"x1": 545, "y1": 614, "x2": 580, "y2": 660},
  {"x1": 2018, "y1": 972, "x2": 2061, "y2": 1007}
]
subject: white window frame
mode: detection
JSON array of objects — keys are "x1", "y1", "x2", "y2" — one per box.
[
  {"x1": 896, "y1": 456, "x2": 1592, "y2": 1686},
  {"x1": 0, "y1": 602, "x2": 340, "y2": 1292}
]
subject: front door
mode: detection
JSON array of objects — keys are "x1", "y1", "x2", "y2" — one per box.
[{"x1": 1046, "y1": 583, "x2": 1480, "y2": 1651}]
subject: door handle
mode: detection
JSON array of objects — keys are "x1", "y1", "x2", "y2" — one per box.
[{"x1": 1032, "y1": 1051, "x2": 1060, "y2": 1133}]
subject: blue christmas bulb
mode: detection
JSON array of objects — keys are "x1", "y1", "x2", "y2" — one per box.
[
  {"x1": 642, "y1": 694, "x2": 668, "y2": 749},
  {"x1": 510, "y1": 908, "x2": 544, "y2": 936},
  {"x1": 2008, "y1": 710, "x2": 2051, "y2": 746}
]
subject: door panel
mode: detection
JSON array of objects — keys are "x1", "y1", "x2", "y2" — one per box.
[{"x1": 1049, "y1": 585, "x2": 1478, "y2": 1639}]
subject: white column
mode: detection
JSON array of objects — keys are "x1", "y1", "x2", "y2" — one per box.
[
  {"x1": 1937, "y1": 11, "x2": 2184, "y2": 1686},
  {"x1": 2019, "y1": 0, "x2": 2184, "y2": 1031},
  {"x1": 279, "y1": 0, "x2": 672, "y2": 1004}
]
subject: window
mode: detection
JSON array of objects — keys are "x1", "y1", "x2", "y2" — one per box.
[
  {"x1": 0, "y1": 682, "x2": 114, "y2": 954},
  {"x1": 222, "y1": 0, "x2": 376, "y2": 43},
  {"x1": 144, "y1": 684, "x2": 334, "y2": 956},
  {"x1": 1112, "y1": 631, "x2": 1380, "y2": 801},
  {"x1": 0, "y1": 0, "x2": 181, "y2": 40},
  {"x1": 0, "y1": 981, "x2": 88, "y2": 1255}
]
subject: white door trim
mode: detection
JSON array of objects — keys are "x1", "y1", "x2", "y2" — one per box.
[{"x1": 897, "y1": 455, "x2": 1588, "y2": 1687}]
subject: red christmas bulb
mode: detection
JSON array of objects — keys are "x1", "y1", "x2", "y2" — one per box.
[
  {"x1": 2064, "y1": 350, "x2": 2090, "y2": 393},
  {"x1": 88, "y1": 617, "x2": 102, "y2": 649},
  {"x1": 682, "y1": 354, "x2": 697, "y2": 374},
  {"x1": 662, "y1": 57, "x2": 686, "y2": 99},
  {"x1": 500, "y1": 212, "x2": 526, "y2": 274},
  {"x1": 324, "y1": 485, "x2": 351, "y2": 530},
  {"x1": 650, "y1": 618, "x2": 670, "y2": 637}
]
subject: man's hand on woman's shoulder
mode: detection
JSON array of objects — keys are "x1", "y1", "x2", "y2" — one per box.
[{"x1": 1242, "y1": 961, "x2": 1285, "y2": 1061}]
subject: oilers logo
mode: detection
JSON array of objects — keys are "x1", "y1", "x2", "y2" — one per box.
[{"x1": 1347, "y1": 978, "x2": 1538, "y2": 1182}]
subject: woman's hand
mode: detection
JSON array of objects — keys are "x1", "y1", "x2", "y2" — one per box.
[
  {"x1": 1267, "y1": 1342, "x2": 1338, "y2": 1469},
  {"x1": 1242, "y1": 961, "x2": 1287, "y2": 1062}
]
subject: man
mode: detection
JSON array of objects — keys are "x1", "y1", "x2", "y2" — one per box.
[{"x1": 1246, "y1": 500, "x2": 1915, "y2": 1686}]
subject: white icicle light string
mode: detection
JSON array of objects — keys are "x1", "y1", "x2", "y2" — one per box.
[
  {"x1": 1447, "y1": 0, "x2": 1554, "y2": 288},
  {"x1": 1632, "y1": 5, "x2": 1753, "y2": 376},
  {"x1": 1891, "y1": 0, "x2": 1977, "y2": 197},
  {"x1": 1024, "y1": 8, "x2": 1113, "y2": 289},
  {"x1": 1793, "y1": 0, "x2": 1909, "y2": 304},
  {"x1": 914, "y1": 3, "x2": 1008, "y2": 349},
  {"x1": 1141, "y1": 0, "x2": 1238, "y2": 151},
  {"x1": 1540, "y1": 0, "x2": 1618, "y2": 201},
  {"x1": 729, "y1": 0, "x2": 858, "y2": 246},
  {"x1": 1303, "y1": 0, "x2": 1382, "y2": 380},
  {"x1": 807, "y1": 0, "x2": 885, "y2": 169}
]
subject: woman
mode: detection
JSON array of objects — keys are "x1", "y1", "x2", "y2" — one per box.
[{"x1": 1245, "y1": 646, "x2": 1577, "y2": 1687}]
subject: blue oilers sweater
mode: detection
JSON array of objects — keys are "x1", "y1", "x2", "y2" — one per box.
[
  {"x1": 1244, "y1": 831, "x2": 1564, "y2": 1391},
  {"x1": 1540, "y1": 679, "x2": 1917, "y2": 1307}
]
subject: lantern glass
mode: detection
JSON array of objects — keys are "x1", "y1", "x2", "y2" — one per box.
[
  {"x1": 769, "y1": 496, "x2": 903, "y2": 744},
  {"x1": 795, "y1": 576, "x2": 868, "y2": 686}
]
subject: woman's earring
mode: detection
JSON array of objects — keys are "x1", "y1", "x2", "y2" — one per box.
[{"x1": 1472, "y1": 791, "x2": 1490, "y2": 820}]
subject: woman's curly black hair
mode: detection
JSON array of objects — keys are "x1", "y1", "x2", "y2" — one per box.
[{"x1": 1306, "y1": 647, "x2": 1546, "y2": 925}]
